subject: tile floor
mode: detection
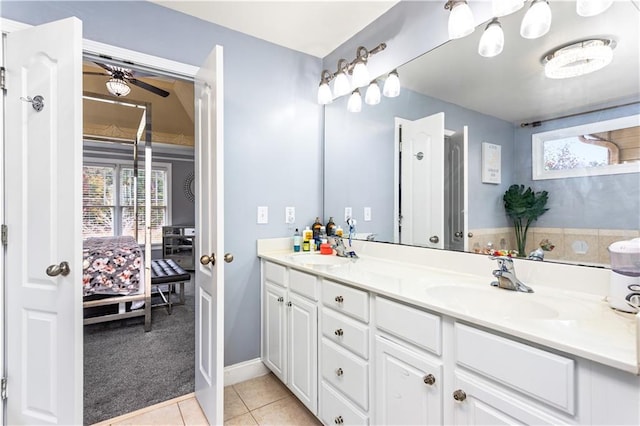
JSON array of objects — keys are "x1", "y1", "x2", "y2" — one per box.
[{"x1": 94, "y1": 373, "x2": 321, "y2": 426}]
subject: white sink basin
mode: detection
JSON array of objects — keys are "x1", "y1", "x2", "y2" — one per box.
[{"x1": 289, "y1": 253, "x2": 351, "y2": 266}]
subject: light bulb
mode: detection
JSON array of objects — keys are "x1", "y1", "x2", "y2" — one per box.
[
  {"x1": 333, "y1": 71, "x2": 351, "y2": 97},
  {"x1": 478, "y1": 18, "x2": 504, "y2": 58},
  {"x1": 317, "y1": 81, "x2": 332, "y2": 105},
  {"x1": 347, "y1": 89, "x2": 362, "y2": 113},
  {"x1": 448, "y1": 1, "x2": 475, "y2": 40},
  {"x1": 576, "y1": 0, "x2": 613, "y2": 17},
  {"x1": 365, "y1": 81, "x2": 381, "y2": 105},
  {"x1": 383, "y1": 70, "x2": 400, "y2": 98},
  {"x1": 520, "y1": 0, "x2": 551, "y2": 40},
  {"x1": 492, "y1": 0, "x2": 524, "y2": 17},
  {"x1": 351, "y1": 61, "x2": 370, "y2": 88},
  {"x1": 106, "y1": 78, "x2": 131, "y2": 97}
]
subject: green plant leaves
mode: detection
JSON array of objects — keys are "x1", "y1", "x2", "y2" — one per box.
[{"x1": 503, "y1": 184, "x2": 549, "y2": 256}]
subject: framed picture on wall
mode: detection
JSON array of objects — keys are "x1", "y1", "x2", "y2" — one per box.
[{"x1": 482, "y1": 142, "x2": 501, "y2": 184}]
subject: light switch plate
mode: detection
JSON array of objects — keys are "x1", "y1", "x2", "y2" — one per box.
[
  {"x1": 257, "y1": 206, "x2": 268, "y2": 224},
  {"x1": 344, "y1": 207, "x2": 352, "y2": 222},
  {"x1": 364, "y1": 207, "x2": 372, "y2": 221},
  {"x1": 285, "y1": 206, "x2": 295, "y2": 224}
]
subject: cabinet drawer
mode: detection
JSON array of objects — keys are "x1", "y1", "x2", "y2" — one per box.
[
  {"x1": 289, "y1": 269, "x2": 318, "y2": 301},
  {"x1": 320, "y1": 382, "x2": 368, "y2": 426},
  {"x1": 264, "y1": 261, "x2": 287, "y2": 287},
  {"x1": 322, "y1": 280, "x2": 369, "y2": 323},
  {"x1": 375, "y1": 297, "x2": 441, "y2": 355},
  {"x1": 455, "y1": 323, "x2": 575, "y2": 415},
  {"x1": 322, "y1": 308, "x2": 369, "y2": 359},
  {"x1": 321, "y1": 338, "x2": 369, "y2": 411}
]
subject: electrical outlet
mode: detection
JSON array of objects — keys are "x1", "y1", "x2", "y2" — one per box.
[
  {"x1": 364, "y1": 207, "x2": 372, "y2": 221},
  {"x1": 285, "y1": 206, "x2": 295, "y2": 224},
  {"x1": 257, "y1": 206, "x2": 268, "y2": 224},
  {"x1": 344, "y1": 207, "x2": 352, "y2": 222}
]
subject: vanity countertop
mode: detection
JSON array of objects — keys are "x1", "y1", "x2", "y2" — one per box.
[{"x1": 258, "y1": 246, "x2": 639, "y2": 375}]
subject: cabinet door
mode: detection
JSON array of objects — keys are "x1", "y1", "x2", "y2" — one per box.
[
  {"x1": 263, "y1": 282, "x2": 287, "y2": 382},
  {"x1": 288, "y1": 293, "x2": 318, "y2": 414},
  {"x1": 374, "y1": 336, "x2": 443, "y2": 426},
  {"x1": 452, "y1": 370, "x2": 568, "y2": 425}
]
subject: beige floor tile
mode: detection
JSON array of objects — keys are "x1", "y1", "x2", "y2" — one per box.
[
  {"x1": 179, "y1": 397, "x2": 209, "y2": 426},
  {"x1": 251, "y1": 396, "x2": 321, "y2": 426},
  {"x1": 225, "y1": 385, "x2": 249, "y2": 420},
  {"x1": 224, "y1": 412, "x2": 258, "y2": 426},
  {"x1": 111, "y1": 403, "x2": 184, "y2": 426},
  {"x1": 233, "y1": 373, "x2": 289, "y2": 411}
]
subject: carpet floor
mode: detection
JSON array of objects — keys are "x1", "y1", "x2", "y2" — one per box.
[{"x1": 83, "y1": 282, "x2": 195, "y2": 425}]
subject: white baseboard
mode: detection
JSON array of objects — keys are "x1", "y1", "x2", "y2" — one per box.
[{"x1": 224, "y1": 358, "x2": 270, "y2": 386}]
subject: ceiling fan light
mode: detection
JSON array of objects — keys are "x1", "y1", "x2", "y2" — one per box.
[
  {"x1": 478, "y1": 18, "x2": 504, "y2": 58},
  {"x1": 317, "y1": 81, "x2": 333, "y2": 105},
  {"x1": 365, "y1": 81, "x2": 381, "y2": 105},
  {"x1": 347, "y1": 89, "x2": 362, "y2": 113},
  {"x1": 543, "y1": 39, "x2": 614, "y2": 79},
  {"x1": 106, "y1": 78, "x2": 131, "y2": 97},
  {"x1": 447, "y1": 0, "x2": 475, "y2": 40},
  {"x1": 576, "y1": 0, "x2": 613, "y2": 17},
  {"x1": 333, "y1": 71, "x2": 351, "y2": 97},
  {"x1": 492, "y1": 0, "x2": 524, "y2": 17},
  {"x1": 520, "y1": 0, "x2": 552, "y2": 39},
  {"x1": 351, "y1": 61, "x2": 370, "y2": 88},
  {"x1": 383, "y1": 70, "x2": 400, "y2": 98}
]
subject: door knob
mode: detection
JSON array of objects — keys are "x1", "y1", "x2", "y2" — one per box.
[
  {"x1": 455, "y1": 231, "x2": 463, "y2": 238},
  {"x1": 200, "y1": 253, "x2": 216, "y2": 266},
  {"x1": 224, "y1": 253, "x2": 234, "y2": 263},
  {"x1": 46, "y1": 261, "x2": 70, "y2": 277},
  {"x1": 429, "y1": 235, "x2": 439, "y2": 244}
]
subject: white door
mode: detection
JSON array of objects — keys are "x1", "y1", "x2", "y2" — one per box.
[
  {"x1": 399, "y1": 113, "x2": 445, "y2": 248},
  {"x1": 4, "y1": 17, "x2": 83, "y2": 425},
  {"x1": 194, "y1": 45, "x2": 225, "y2": 425},
  {"x1": 288, "y1": 293, "x2": 317, "y2": 413}
]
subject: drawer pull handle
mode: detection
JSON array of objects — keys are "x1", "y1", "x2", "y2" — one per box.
[
  {"x1": 336, "y1": 367, "x2": 344, "y2": 377},
  {"x1": 277, "y1": 297, "x2": 284, "y2": 303},
  {"x1": 334, "y1": 416, "x2": 344, "y2": 424},
  {"x1": 334, "y1": 328, "x2": 344, "y2": 336},
  {"x1": 335, "y1": 295, "x2": 344, "y2": 303},
  {"x1": 423, "y1": 374, "x2": 436, "y2": 386},
  {"x1": 453, "y1": 389, "x2": 467, "y2": 402}
]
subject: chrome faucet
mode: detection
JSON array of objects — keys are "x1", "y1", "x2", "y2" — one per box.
[
  {"x1": 327, "y1": 235, "x2": 358, "y2": 258},
  {"x1": 490, "y1": 256, "x2": 533, "y2": 293}
]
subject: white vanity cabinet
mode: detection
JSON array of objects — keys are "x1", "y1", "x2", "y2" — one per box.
[{"x1": 261, "y1": 261, "x2": 318, "y2": 414}]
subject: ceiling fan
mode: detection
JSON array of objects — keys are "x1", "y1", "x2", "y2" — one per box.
[{"x1": 83, "y1": 62, "x2": 170, "y2": 98}]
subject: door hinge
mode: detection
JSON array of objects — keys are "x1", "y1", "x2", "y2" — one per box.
[
  {"x1": 1, "y1": 224, "x2": 7, "y2": 246},
  {"x1": 0, "y1": 67, "x2": 5, "y2": 91},
  {"x1": 1, "y1": 377, "x2": 7, "y2": 400}
]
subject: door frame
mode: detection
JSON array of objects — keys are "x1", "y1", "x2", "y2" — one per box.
[{"x1": 0, "y1": 15, "x2": 205, "y2": 419}]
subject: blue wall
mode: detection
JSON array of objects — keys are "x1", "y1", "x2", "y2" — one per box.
[{"x1": 2, "y1": 0, "x2": 324, "y2": 366}]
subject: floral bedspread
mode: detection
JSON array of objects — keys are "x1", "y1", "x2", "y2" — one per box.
[{"x1": 83, "y1": 236, "x2": 142, "y2": 296}]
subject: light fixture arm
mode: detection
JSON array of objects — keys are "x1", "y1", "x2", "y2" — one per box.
[
  {"x1": 444, "y1": 0, "x2": 465, "y2": 11},
  {"x1": 323, "y1": 43, "x2": 387, "y2": 82}
]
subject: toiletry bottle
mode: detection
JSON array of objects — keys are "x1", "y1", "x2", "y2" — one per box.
[
  {"x1": 317, "y1": 226, "x2": 326, "y2": 251},
  {"x1": 336, "y1": 226, "x2": 343, "y2": 237},
  {"x1": 312, "y1": 217, "x2": 322, "y2": 241},
  {"x1": 326, "y1": 217, "x2": 336, "y2": 236},
  {"x1": 303, "y1": 226, "x2": 313, "y2": 242},
  {"x1": 293, "y1": 228, "x2": 301, "y2": 252}
]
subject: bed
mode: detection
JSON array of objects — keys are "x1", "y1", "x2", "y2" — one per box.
[{"x1": 82, "y1": 236, "x2": 152, "y2": 331}]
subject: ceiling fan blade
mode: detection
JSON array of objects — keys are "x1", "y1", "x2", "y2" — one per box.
[
  {"x1": 83, "y1": 72, "x2": 110, "y2": 76},
  {"x1": 93, "y1": 62, "x2": 114, "y2": 73},
  {"x1": 128, "y1": 78, "x2": 170, "y2": 98}
]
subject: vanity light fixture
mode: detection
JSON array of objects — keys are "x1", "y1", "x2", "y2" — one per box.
[
  {"x1": 347, "y1": 89, "x2": 362, "y2": 112},
  {"x1": 351, "y1": 46, "x2": 371, "y2": 88},
  {"x1": 542, "y1": 38, "x2": 615, "y2": 79},
  {"x1": 333, "y1": 59, "x2": 351, "y2": 97},
  {"x1": 478, "y1": 18, "x2": 505, "y2": 58},
  {"x1": 106, "y1": 78, "x2": 131, "y2": 97},
  {"x1": 520, "y1": 0, "x2": 552, "y2": 39},
  {"x1": 445, "y1": 0, "x2": 475, "y2": 40},
  {"x1": 492, "y1": 0, "x2": 524, "y2": 17},
  {"x1": 365, "y1": 81, "x2": 381, "y2": 105},
  {"x1": 317, "y1": 70, "x2": 333, "y2": 105},
  {"x1": 382, "y1": 69, "x2": 401, "y2": 98},
  {"x1": 576, "y1": 0, "x2": 613, "y2": 17}
]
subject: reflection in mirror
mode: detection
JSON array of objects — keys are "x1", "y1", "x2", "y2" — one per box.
[{"x1": 323, "y1": 0, "x2": 639, "y2": 267}]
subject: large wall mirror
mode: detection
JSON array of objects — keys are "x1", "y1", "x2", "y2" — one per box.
[{"x1": 324, "y1": 0, "x2": 639, "y2": 267}]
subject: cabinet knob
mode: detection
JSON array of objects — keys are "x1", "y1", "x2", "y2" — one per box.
[
  {"x1": 334, "y1": 328, "x2": 344, "y2": 336},
  {"x1": 423, "y1": 374, "x2": 436, "y2": 386},
  {"x1": 336, "y1": 368, "x2": 344, "y2": 377},
  {"x1": 224, "y1": 253, "x2": 234, "y2": 263},
  {"x1": 334, "y1": 416, "x2": 344, "y2": 424},
  {"x1": 287, "y1": 301, "x2": 292, "y2": 307},
  {"x1": 334, "y1": 295, "x2": 344, "y2": 303},
  {"x1": 277, "y1": 297, "x2": 284, "y2": 303},
  {"x1": 453, "y1": 389, "x2": 467, "y2": 402}
]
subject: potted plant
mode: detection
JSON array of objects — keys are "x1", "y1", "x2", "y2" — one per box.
[{"x1": 502, "y1": 184, "x2": 549, "y2": 257}]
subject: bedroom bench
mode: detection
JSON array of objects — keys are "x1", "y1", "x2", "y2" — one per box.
[{"x1": 151, "y1": 259, "x2": 191, "y2": 314}]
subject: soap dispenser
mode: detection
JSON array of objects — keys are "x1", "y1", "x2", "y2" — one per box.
[
  {"x1": 326, "y1": 217, "x2": 336, "y2": 236},
  {"x1": 312, "y1": 217, "x2": 322, "y2": 240}
]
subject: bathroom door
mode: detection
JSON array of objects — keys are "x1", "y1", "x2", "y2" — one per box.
[
  {"x1": 193, "y1": 45, "x2": 225, "y2": 425},
  {"x1": 398, "y1": 113, "x2": 445, "y2": 248},
  {"x1": 4, "y1": 17, "x2": 84, "y2": 425}
]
